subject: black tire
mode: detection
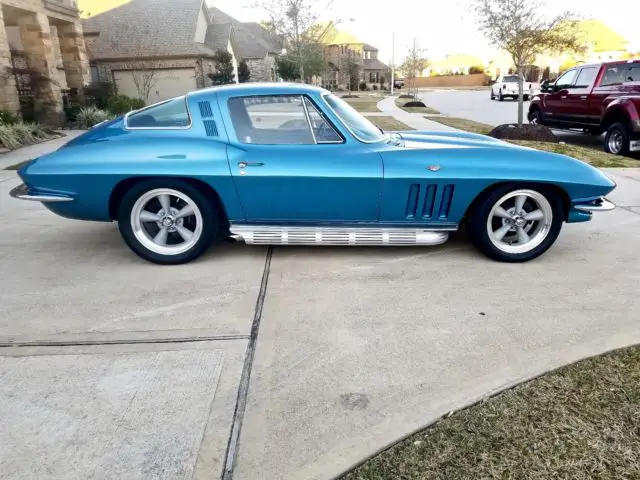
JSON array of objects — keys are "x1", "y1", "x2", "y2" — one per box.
[
  {"x1": 498, "y1": 91, "x2": 504, "y2": 102},
  {"x1": 524, "y1": 94, "x2": 530, "y2": 101},
  {"x1": 604, "y1": 122, "x2": 630, "y2": 156},
  {"x1": 468, "y1": 184, "x2": 564, "y2": 263},
  {"x1": 490, "y1": 90, "x2": 495, "y2": 100},
  {"x1": 117, "y1": 179, "x2": 218, "y2": 265},
  {"x1": 528, "y1": 109, "x2": 543, "y2": 125}
]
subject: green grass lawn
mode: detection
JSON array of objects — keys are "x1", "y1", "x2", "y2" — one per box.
[
  {"x1": 368, "y1": 116, "x2": 412, "y2": 132},
  {"x1": 342, "y1": 96, "x2": 383, "y2": 113},
  {"x1": 343, "y1": 345, "x2": 640, "y2": 480},
  {"x1": 395, "y1": 98, "x2": 440, "y2": 114},
  {"x1": 426, "y1": 116, "x2": 640, "y2": 168}
]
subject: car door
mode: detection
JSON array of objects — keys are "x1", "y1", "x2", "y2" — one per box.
[
  {"x1": 563, "y1": 66, "x2": 600, "y2": 126},
  {"x1": 224, "y1": 94, "x2": 382, "y2": 223},
  {"x1": 543, "y1": 68, "x2": 578, "y2": 124}
]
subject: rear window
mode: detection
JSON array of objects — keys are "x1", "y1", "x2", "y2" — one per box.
[
  {"x1": 624, "y1": 64, "x2": 640, "y2": 83},
  {"x1": 601, "y1": 66, "x2": 624, "y2": 87},
  {"x1": 125, "y1": 97, "x2": 191, "y2": 128},
  {"x1": 503, "y1": 75, "x2": 519, "y2": 83}
]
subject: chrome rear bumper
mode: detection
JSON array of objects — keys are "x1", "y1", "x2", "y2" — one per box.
[
  {"x1": 9, "y1": 183, "x2": 73, "y2": 202},
  {"x1": 574, "y1": 197, "x2": 616, "y2": 212}
]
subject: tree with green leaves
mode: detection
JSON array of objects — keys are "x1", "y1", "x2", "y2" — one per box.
[
  {"x1": 208, "y1": 50, "x2": 235, "y2": 86},
  {"x1": 275, "y1": 55, "x2": 301, "y2": 81},
  {"x1": 238, "y1": 60, "x2": 251, "y2": 83},
  {"x1": 473, "y1": 0, "x2": 585, "y2": 125}
]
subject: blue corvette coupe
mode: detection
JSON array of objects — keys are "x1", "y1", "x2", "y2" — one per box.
[{"x1": 11, "y1": 83, "x2": 616, "y2": 264}]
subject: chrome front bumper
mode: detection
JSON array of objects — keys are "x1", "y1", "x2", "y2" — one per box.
[
  {"x1": 574, "y1": 197, "x2": 616, "y2": 212},
  {"x1": 9, "y1": 183, "x2": 73, "y2": 202}
]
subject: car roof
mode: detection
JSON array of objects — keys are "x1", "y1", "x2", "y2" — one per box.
[
  {"x1": 188, "y1": 82, "x2": 328, "y2": 101},
  {"x1": 569, "y1": 59, "x2": 640, "y2": 70}
]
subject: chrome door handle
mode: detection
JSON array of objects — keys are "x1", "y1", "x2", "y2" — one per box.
[
  {"x1": 580, "y1": 95, "x2": 588, "y2": 99},
  {"x1": 560, "y1": 95, "x2": 567, "y2": 99},
  {"x1": 238, "y1": 161, "x2": 264, "y2": 168}
]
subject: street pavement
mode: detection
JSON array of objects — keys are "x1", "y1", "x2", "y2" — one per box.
[
  {"x1": 2, "y1": 127, "x2": 640, "y2": 479},
  {"x1": 418, "y1": 89, "x2": 605, "y2": 148},
  {"x1": 0, "y1": 131, "x2": 85, "y2": 170}
]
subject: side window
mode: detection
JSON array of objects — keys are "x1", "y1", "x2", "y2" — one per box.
[
  {"x1": 303, "y1": 97, "x2": 342, "y2": 143},
  {"x1": 573, "y1": 67, "x2": 599, "y2": 88},
  {"x1": 228, "y1": 95, "x2": 314, "y2": 145},
  {"x1": 623, "y1": 65, "x2": 640, "y2": 83},
  {"x1": 601, "y1": 66, "x2": 624, "y2": 86},
  {"x1": 555, "y1": 69, "x2": 577, "y2": 90},
  {"x1": 126, "y1": 97, "x2": 190, "y2": 128}
]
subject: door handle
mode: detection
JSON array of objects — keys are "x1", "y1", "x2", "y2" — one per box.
[
  {"x1": 580, "y1": 95, "x2": 588, "y2": 99},
  {"x1": 238, "y1": 161, "x2": 264, "y2": 168},
  {"x1": 560, "y1": 95, "x2": 567, "y2": 99}
]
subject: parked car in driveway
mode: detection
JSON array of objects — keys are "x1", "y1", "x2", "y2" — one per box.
[
  {"x1": 528, "y1": 60, "x2": 640, "y2": 156},
  {"x1": 10, "y1": 83, "x2": 616, "y2": 265},
  {"x1": 491, "y1": 75, "x2": 540, "y2": 101}
]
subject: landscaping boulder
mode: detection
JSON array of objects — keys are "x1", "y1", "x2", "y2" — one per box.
[{"x1": 488, "y1": 124, "x2": 558, "y2": 143}]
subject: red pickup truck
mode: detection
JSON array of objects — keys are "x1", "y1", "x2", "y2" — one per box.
[{"x1": 528, "y1": 60, "x2": 640, "y2": 156}]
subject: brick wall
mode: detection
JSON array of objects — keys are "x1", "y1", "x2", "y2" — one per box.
[{"x1": 414, "y1": 73, "x2": 489, "y2": 88}]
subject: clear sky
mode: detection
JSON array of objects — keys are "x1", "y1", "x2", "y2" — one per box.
[{"x1": 209, "y1": 0, "x2": 640, "y2": 63}]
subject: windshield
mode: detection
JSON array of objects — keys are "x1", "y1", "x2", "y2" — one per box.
[
  {"x1": 503, "y1": 75, "x2": 520, "y2": 83},
  {"x1": 322, "y1": 94, "x2": 386, "y2": 143}
]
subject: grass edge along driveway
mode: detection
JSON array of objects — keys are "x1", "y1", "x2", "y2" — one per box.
[{"x1": 342, "y1": 345, "x2": 640, "y2": 480}]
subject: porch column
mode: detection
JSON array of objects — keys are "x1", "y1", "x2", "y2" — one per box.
[
  {"x1": 18, "y1": 12, "x2": 63, "y2": 125},
  {"x1": 0, "y1": 7, "x2": 21, "y2": 115},
  {"x1": 57, "y1": 20, "x2": 90, "y2": 97}
]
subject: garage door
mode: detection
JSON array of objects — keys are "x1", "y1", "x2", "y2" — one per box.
[{"x1": 113, "y1": 68, "x2": 197, "y2": 104}]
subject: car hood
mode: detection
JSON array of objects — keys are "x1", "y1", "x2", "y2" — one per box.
[{"x1": 396, "y1": 130, "x2": 514, "y2": 150}]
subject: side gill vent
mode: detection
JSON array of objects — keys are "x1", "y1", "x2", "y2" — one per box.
[
  {"x1": 422, "y1": 184, "x2": 437, "y2": 219},
  {"x1": 198, "y1": 101, "x2": 214, "y2": 118},
  {"x1": 438, "y1": 184, "x2": 455, "y2": 219},
  {"x1": 203, "y1": 120, "x2": 219, "y2": 137}
]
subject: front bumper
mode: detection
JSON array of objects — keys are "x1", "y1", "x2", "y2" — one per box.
[
  {"x1": 9, "y1": 183, "x2": 74, "y2": 202},
  {"x1": 574, "y1": 197, "x2": 616, "y2": 212}
]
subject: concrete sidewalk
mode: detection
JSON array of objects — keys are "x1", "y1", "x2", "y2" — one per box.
[
  {"x1": 0, "y1": 130, "x2": 85, "y2": 170},
  {"x1": 376, "y1": 96, "x2": 459, "y2": 131}
]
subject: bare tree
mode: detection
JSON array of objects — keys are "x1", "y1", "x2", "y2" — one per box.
[
  {"x1": 473, "y1": 0, "x2": 585, "y2": 125},
  {"x1": 340, "y1": 56, "x2": 361, "y2": 95},
  {"x1": 258, "y1": 0, "x2": 332, "y2": 81},
  {"x1": 398, "y1": 39, "x2": 429, "y2": 98},
  {"x1": 128, "y1": 65, "x2": 159, "y2": 103}
]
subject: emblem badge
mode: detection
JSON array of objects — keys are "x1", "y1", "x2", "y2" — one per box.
[{"x1": 427, "y1": 165, "x2": 441, "y2": 172}]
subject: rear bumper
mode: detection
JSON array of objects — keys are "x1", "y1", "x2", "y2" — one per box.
[
  {"x1": 574, "y1": 197, "x2": 616, "y2": 212},
  {"x1": 9, "y1": 183, "x2": 74, "y2": 202}
]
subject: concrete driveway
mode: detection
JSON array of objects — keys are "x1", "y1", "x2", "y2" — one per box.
[
  {"x1": 2, "y1": 144, "x2": 640, "y2": 478},
  {"x1": 419, "y1": 89, "x2": 606, "y2": 149}
]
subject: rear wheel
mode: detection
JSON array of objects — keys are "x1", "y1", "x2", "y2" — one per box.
[
  {"x1": 117, "y1": 179, "x2": 217, "y2": 264},
  {"x1": 604, "y1": 122, "x2": 630, "y2": 156},
  {"x1": 469, "y1": 186, "x2": 563, "y2": 263},
  {"x1": 529, "y1": 109, "x2": 542, "y2": 125}
]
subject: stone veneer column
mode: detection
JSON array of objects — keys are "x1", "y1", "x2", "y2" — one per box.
[
  {"x1": 57, "y1": 20, "x2": 90, "y2": 98},
  {"x1": 0, "y1": 7, "x2": 21, "y2": 116},
  {"x1": 18, "y1": 12, "x2": 63, "y2": 125}
]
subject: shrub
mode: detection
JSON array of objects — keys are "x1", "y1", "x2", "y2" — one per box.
[
  {"x1": 76, "y1": 106, "x2": 113, "y2": 129},
  {"x1": 0, "y1": 109, "x2": 18, "y2": 125},
  {"x1": 84, "y1": 82, "x2": 116, "y2": 110},
  {"x1": 359, "y1": 81, "x2": 367, "y2": 91},
  {"x1": 0, "y1": 122, "x2": 56, "y2": 150},
  {"x1": 399, "y1": 94, "x2": 415, "y2": 99},
  {"x1": 106, "y1": 95, "x2": 145, "y2": 115},
  {"x1": 372, "y1": 84, "x2": 378, "y2": 90},
  {"x1": 403, "y1": 101, "x2": 427, "y2": 108},
  {"x1": 469, "y1": 65, "x2": 485, "y2": 75}
]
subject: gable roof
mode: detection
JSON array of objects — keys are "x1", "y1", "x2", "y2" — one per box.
[
  {"x1": 82, "y1": 0, "x2": 220, "y2": 59},
  {"x1": 363, "y1": 58, "x2": 389, "y2": 71},
  {"x1": 209, "y1": 6, "x2": 280, "y2": 59}
]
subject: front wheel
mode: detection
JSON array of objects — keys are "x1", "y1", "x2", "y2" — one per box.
[
  {"x1": 604, "y1": 122, "x2": 630, "y2": 156},
  {"x1": 117, "y1": 180, "x2": 218, "y2": 264},
  {"x1": 529, "y1": 109, "x2": 542, "y2": 125},
  {"x1": 468, "y1": 186, "x2": 563, "y2": 263}
]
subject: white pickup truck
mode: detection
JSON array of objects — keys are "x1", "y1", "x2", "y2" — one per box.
[{"x1": 490, "y1": 74, "x2": 541, "y2": 101}]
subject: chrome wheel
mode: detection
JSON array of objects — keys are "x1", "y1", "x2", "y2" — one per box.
[
  {"x1": 607, "y1": 130, "x2": 624, "y2": 154},
  {"x1": 486, "y1": 189, "x2": 553, "y2": 254},
  {"x1": 130, "y1": 188, "x2": 203, "y2": 256},
  {"x1": 529, "y1": 113, "x2": 540, "y2": 125}
]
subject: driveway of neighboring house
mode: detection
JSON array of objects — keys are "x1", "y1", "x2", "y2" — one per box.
[
  {"x1": 1, "y1": 126, "x2": 639, "y2": 479},
  {"x1": 0, "y1": 131, "x2": 86, "y2": 170}
]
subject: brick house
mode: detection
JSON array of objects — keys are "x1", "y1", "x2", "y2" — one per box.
[
  {"x1": 82, "y1": 0, "x2": 280, "y2": 104},
  {"x1": 0, "y1": 0, "x2": 91, "y2": 124}
]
